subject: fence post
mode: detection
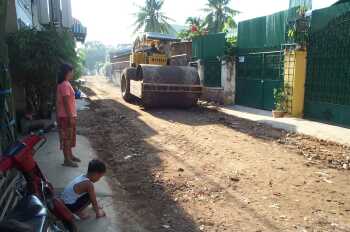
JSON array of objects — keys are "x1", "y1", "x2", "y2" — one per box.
[
  {"x1": 196, "y1": 59, "x2": 205, "y2": 86},
  {"x1": 221, "y1": 58, "x2": 236, "y2": 105}
]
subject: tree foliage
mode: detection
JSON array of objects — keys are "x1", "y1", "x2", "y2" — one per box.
[
  {"x1": 7, "y1": 27, "x2": 81, "y2": 118},
  {"x1": 203, "y1": 0, "x2": 239, "y2": 33},
  {"x1": 178, "y1": 17, "x2": 208, "y2": 40},
  {"x1": 133, "y1": 0, "x2": 174, "y2": 34},
  {"x1": 78, "y1": 41, "x2": 108, "y2": 74},
  {"x1": 224, "y1": 35, "x2": 237, "y2": 56}
]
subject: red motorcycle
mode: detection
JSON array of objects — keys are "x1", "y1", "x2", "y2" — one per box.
[{"x1": 0, "y1": 129, "x2": 77, "y2": 232}]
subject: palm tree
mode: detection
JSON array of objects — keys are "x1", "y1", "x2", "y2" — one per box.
[
  {"x1": 178, "y1": 17, "x2": 207, "y2": 40},
  {"x1": 203, "y1": 0, "x2": 239, "y2": 33},
  {"x1": 133, "y1": 0, "x2": 174, "y2": 34},
  {"x1": 186, "y1": 17, "x2": 204, "y2": 28}
]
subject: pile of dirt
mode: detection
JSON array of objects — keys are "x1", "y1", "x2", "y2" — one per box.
[
  {"x1": 280, "y1": 134, "x2": 350, "y2": 170},
  {"x1": 209, "y1": 111, "x2": 350, "y2": 171}
]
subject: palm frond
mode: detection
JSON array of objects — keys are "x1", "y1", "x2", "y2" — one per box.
[
  {"x1": 202, "y1": 0, "x2": 238, "y2": 33},
  {"x1": 224, "y1": 6, "x2": 240, "y2": 16},
  {"x1": 133, "y1": 0, "x2": 174, "y2": 33}
]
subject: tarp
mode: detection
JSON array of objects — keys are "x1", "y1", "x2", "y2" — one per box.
[
  {"x1": 311, "y1": 1, "x2": 350, "y2": 32},
  {"x1": 237, "y1": 16, "x2": 266, "y2": 49},
  {"x1": 192, "y1": 33, "x2": 225, "y2": 59},
  {"x1": 266, "y1": 11, "x2": 288, "y2": 48},
  {"x1": 289, "y1": 0, "x2": 312, "y2": 9},
  {"x1": 237, "y1": 8, "x2": 298, "y2": 49},
  {"x1": 333, "y1": 0, "x2": 350, "y2": 5}
]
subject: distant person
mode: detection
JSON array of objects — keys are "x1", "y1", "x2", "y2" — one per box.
[
  {"x1": 57, "y1": 63, "x2": 80, "y2": 168},
  {"x1": 158, "y1": 45, "x2": 165, "y2": 54},
  {"x1": 61, "y1": 159, "x2": 107, "y2": 220},
  {"x1": 149, "y1": 42, "x2": 159, "y2": 54}
]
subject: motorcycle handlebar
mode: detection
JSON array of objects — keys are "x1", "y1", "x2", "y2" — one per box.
[{"x1": 0, "y1": 124, "x2": 55, "y2": 172}]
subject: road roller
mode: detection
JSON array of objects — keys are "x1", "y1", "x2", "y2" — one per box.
[{"x1": 120, "y1": 32, "x2": 202, "y2": 108}]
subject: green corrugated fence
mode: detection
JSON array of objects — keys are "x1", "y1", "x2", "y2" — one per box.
[
  {"x1": 311, "y1": 2, "x2": 350, "y2": 32},
  {"x1": 237, "y1": 8, "x2": 298, "y2": 50},
  {"x1": 192, "y1": 33, "x2": 225, "y2": 60}
]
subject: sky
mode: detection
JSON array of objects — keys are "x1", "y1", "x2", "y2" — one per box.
[{"x1": 71, "y1": 0, "x2": 338, "y2": 46}]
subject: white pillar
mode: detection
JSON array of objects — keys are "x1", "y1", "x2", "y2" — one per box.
[
  {"x1": 221, "y1": 59, "x2": 236, "y2": 105},
  {"x1": 197, "y1": 59, "x2": 205, "y2": 86}
]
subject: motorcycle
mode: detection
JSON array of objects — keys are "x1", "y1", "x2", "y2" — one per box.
[{"x1": 0, "y1": 128, "x2": 77, "y2": 232}]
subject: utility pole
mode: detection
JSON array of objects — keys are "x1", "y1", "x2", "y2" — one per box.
[{"x1": 0, "y1": 0, "x2": 16, "y2": 153}]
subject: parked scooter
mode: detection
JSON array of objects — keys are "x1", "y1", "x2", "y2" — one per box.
[{"x1": 0, "y1": 128, "x2": 77, "y2": 232}]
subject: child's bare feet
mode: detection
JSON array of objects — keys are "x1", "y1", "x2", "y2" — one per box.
[
  {"x1": 76, "y1": 210, "x2": 90, "y2": 220},
  {"x1": 96, "y1": 209, "x2": 106, "y2": 218}
]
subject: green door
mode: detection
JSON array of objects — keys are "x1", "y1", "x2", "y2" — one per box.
[{"x1": 236, "y1": 51, "x2": 283, "y2": 110}]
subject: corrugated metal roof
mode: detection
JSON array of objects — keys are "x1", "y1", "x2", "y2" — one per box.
[
  {"x1": 143, "y1": 32, "x2": 180, "y2": 42},
  {"x1": 72, "y1": 18, "x2": 87, "y2": 43}
]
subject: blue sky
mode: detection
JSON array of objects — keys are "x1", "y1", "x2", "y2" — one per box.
[{"x1": 71, "y1": 0, "x2": 338, "y2": 45}]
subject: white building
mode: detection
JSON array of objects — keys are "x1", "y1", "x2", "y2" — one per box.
[{"x1": 6, "y1": 0, "x2": 86, "y2": 42}]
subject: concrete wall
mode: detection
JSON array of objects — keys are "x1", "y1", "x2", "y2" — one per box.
[{"x1": 199, "y1": 59, "x2": 236, "y2": 105}]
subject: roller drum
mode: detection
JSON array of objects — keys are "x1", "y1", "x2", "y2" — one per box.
[{"x1": 136, "y1": 65, "x2": 201, "y2": 108}]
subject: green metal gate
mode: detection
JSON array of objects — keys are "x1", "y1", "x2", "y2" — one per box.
[
  {"x1": 0, "y1": 0, "x2": 16, "y2": 153},
  {"x1": 304, "y1": 5, "x2": 350, "y2": 126},
  {"x1": 0, "y1": 0, "x2": 19, "y2": 221},
  {"x1": 236, "y1": 51, "x2": 283, "y2": 110},
  {"x1": 203, "y1": 58, "x2": 221, "y2": 87}
]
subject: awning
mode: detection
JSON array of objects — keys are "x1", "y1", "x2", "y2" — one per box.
[
  {"x1": 71, "y1": 18, "x2": 87, "y2": 43},
  {"x1": 143, "y1": 32, "x2": 180, "y2": 42}
]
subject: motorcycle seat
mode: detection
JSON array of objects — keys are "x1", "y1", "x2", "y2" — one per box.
[{"x1": 7, "y1": 195, "x2": 48, "y2": 232}]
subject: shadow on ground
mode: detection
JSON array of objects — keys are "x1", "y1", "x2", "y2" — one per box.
[
  {"x1": 146, "y1": 105, "x2": 293, "y2": 142},
  {"x1": 77, "y1": 86, "x2": 295, "y2": 231},
  {"x1": 77, "y1": 88, "x2": 200, "y2": 232}
]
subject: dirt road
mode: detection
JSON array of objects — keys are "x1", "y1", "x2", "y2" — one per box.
[{"x1": 78, "y1": 76, "x2": 350, "y2": 232}]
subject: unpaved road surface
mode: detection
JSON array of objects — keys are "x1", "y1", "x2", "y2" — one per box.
[{"x1": 78, "y1": 76, "x2": 350, "y2": 232}]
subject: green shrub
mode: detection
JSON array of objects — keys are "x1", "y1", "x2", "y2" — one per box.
[
  {"x1": 273, "y1": 87, "x2": 288, "y2": 112},
  {"x1": 7, "y1": 26, "x2": 82, "y2": 118}
]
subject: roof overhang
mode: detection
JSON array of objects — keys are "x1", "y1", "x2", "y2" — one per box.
[
  {"x1": 143, "y1": 32, "x2": 180, "y2": 42},
  {"x1": 72, "y1": 18, "x2": 87, "y2": 43}
]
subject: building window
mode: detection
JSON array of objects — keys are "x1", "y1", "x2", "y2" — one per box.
[{"x1": 16, "y1": 0, "x2": 33, "y2": 28}]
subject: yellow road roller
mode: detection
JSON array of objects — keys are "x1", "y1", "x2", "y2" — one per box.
[{"x1": 120, "y1": 32, "x2": 202, "y2": 108}]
